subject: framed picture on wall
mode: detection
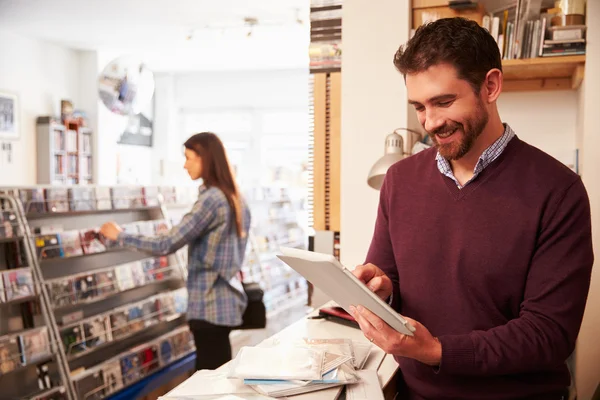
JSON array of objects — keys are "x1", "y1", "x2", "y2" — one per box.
[{"x1": 0, "y1": 91, "x2": 19, "y2": 140}]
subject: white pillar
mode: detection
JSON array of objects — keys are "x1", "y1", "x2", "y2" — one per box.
[
  {"x1": 576, "y1": 0, "x2": 600, "y2": 397},
  {"x1": 340, "y1": 0, "x2": 411, "y2": 267}
]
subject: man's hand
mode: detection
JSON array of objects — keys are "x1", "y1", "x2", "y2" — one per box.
[
  {"x1": 352, "y1": 263, "x2": 393, "y2": 301},
  {"x1": 100, "y1": 222, "x2": 123, "y2": 241},
  {"x1": 349, "y1": 305, "x2": 442, "y2": 367}
]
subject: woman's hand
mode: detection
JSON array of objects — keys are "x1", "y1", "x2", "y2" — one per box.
[{"x1": 100, "y1": 222, "x2": 123, "y2": 241}]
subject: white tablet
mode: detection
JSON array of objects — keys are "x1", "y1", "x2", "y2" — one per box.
[{"x1": 277, "y1": 247, "x2": 416, "y2": 336}]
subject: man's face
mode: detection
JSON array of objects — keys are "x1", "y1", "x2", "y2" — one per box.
[{"x1": 406, "y1": 63, "x2": 488, "y2": 160}]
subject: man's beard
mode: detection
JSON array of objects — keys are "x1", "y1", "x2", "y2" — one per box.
[{"x1": 429, "y1": 105, "x2": 489, "y2": 161}]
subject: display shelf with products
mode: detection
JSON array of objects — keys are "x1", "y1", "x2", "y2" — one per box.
[
  {"x1": 230, "y1": 185, "x2": 310, "y2": 349},
  {"x1": 36, "y1": 117, "x2": 94, "y2": 185},
  {"x1": 0, "y1": 187, "x2": 195, "y2": 400},
  {"x1": 71, "y1": 326, "x2": 195, "y2": 400},
  {"x1": 0, "y1": 193, "x2": 75, "y2": 400}
]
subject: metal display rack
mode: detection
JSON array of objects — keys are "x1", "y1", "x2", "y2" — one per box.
[
  {"x1": 0, "y1": 187, "x2": 193, "y2": 400},
  {"x1": 0, "y1": 184, "x2": 311, "y2": 399},
  {"x1": 0, "y1": 193, "x2": 74, "y2": 400}
]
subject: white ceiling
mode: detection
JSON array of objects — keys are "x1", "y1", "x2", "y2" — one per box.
[{"x1": 0, "y1": 0, "x2": 310, "y2": 72}]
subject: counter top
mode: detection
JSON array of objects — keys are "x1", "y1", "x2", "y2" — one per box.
[{"x1": 165, "y1": 303, "x2": 399, "y2": 399}]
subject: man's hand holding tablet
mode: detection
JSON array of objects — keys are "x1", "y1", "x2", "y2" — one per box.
[{"x1": 351, "y1": 263, "x2": 442, "y2": 367}]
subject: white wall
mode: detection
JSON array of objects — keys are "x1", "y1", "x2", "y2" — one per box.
[
  {"x1": 0, "y1": 29, "x2": 80, "y2": 185},
  {"x1": 152, "y1": 69, "x2": 310, "y2": 185},
  {"x1": 576, "y1": 1, "x2": 600, "y2": 397},
  {"x1": 77, "y1": 50, "x2": 100, "y2": 184},
  {"x1": 340, "y1": 0, "x2": 411, "y2": 268},
  {"x1": 498, "y1": 91, "x2": 578, "y2": 169}
]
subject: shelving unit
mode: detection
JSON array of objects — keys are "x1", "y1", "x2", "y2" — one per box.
[
  {"x1": 0, "y1": 193, "x2": 74, "y2": 400},
  {"x1": 410, "y1": 0, "x2": 587, "y2": 92},
  {"x1": 0, "y1": 187, "x2": 193, "y2": 400},
  {"x1": 0, "y1": 184, "x2": 312, "y2": 399},
  {"x1": 245, "y1": 186, "x2": 309, "y2": 315},
  {"x1": 502, "y1": 55, "x2": 586, "y2": 91},
  {"x1": 36, "y1": 117, "x2": 94, "y2": 185}
]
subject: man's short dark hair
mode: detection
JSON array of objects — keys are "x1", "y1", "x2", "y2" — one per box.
[{"x1": 394, "y1": 17, "x2": 502, "y2": 92}]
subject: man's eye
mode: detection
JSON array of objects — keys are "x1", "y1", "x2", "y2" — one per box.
[
  {"x1": 414, "y1": 106, "x2": 424, "y2": 112},
  {"x1": 438, "y1": 101, "x2": 453, "y2": 107}
]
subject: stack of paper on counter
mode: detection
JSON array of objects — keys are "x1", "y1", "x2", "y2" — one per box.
[
  {"x1": 157, "y1": 369, "x2": 277, "y2": 399},
  {"x1": 159, "y1": 337, "x2": 384, "y2": 400},
  {"x1": 233, "y1": 339, "x2": 373, "y2": 397}
]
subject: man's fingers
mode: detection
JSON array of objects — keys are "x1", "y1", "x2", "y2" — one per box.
[
  {"x1": 367, "y1": 276, "x2": 385, "y2": 292},
  {"x1": 350, "y1": 306, "x2": 381, "y2": 343},
  {"x1": 356, "y1": 305, "x2": 389, "y2": 332},
  {"x1": 353, "y1": 264, "x2": 377, "y2": 283}
]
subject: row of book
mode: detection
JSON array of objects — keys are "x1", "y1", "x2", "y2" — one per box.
[
  {"x1": 0, "y1": 267, "x2": 35, "y2": 303},
  {"x1": 47, "y1": 256, "x2": 178, "y2": 309},
  {"x1": 34, "y1": 219, "x2": 169, "y2": 260},
  {"x1": 0, "y1": 327, "x2": 50, "y2": 374},
  {"x1": 0, "y1": 185, "x2": 198, "y2": 214},
  {"x1": 0, "y1": 209, "x2": 19, "y2": 239},
  {"x1": 60, "y1": 288, "x2": 187, "y2": 358},
  {"x1": 80, "y1": 155, "x2": 92, "y2": 178},
  {"x1": 484, "y1": 4, "x2": 586, "y2": 60},
  {"x1": 72, "y1": 326, "x2": 194, "y2": 400}
]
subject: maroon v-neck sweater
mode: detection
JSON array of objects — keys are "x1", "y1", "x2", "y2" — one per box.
[{"x1": 366, "y1": 136, "x2": 593, "y2": 400}]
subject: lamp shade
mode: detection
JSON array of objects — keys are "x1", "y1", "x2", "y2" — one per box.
[{"x1": 367, "y1": 131, "x2": 405, "y2": 190}]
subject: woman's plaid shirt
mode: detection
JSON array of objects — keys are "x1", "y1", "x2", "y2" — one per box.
[{"x1": 118, "y1": 185, "x2": 251, "y2": 326}]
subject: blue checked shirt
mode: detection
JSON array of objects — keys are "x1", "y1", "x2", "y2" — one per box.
[
  {"x1": 436, "y1": 124, "x2": 515, "y2": 188},
  {"x1": 118, "y1": 185, "x2": 251, "y2": 326}
]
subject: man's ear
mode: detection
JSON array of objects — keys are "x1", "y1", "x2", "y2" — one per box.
[{"x1": 483, "y1": 68, "x2": 503, "y2": 103}]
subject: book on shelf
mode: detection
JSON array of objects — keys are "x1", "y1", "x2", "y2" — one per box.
[
  {"x1": 0, "y1": 336, "x2": 21, "y2": 373},
  {"x1": 101, "y1": 360, "x2": 124, "y2": 395},
  {"x1": 18, "y1": 327, "x2": 50, "y2": 364},
  {"x1": 59, "y1": 231, "x2": 84, "y2": 258},
  {"x1": 45, "y1": 188, "x2": 69, "y2": 213},
  {"x1": 62, "y1": 324, "x2": 86, "y2": 356},
  {"x1": 49, "y1": 279, "x2": 75, "y2": 308},
  {"x1": 35, "y1": 234, "x2": 63, "y2": 259},
  {"x1": 74, "y1": 370, "x2": 104, "y2": 400},
  {"x1": 2, "y1": 268, "x2": 35, "y2": 301},
  {"x1": 69, "y1": 187, "x2": 97, "y2": 212},
  {"x1": 80, "y1": 228, "x2": 106, "y2": 255},
  {"x1": 120, "y1": 352, "x2": 141, "y2": 385},
  {"x1": 19, "y1": 188, "x2": 46, "y2": 214},
  {"x1": 138, "y1": 344, "x2": 160, "y2": 375},
  {"x1": 94, "y1": 187, "x2": 112, "y2": 210},
  {"x1": 80, "y1": 132, "x2": 92, "y2": 154},
  {"x1": 73, "y1": 274, "x2": 97, "y2": 302},
  {"x1": 482, "y1": 2, "x2": 586, "y2": 60},
  {"x1": 82, "y1": 316, "x2": 110, "y2": 348}
]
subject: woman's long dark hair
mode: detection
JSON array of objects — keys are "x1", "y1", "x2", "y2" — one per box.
[{"x1": 184, "y1": 132, "x2": 245, "y2": 238}]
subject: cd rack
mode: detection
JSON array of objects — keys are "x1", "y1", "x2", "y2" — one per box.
[{"x1": 0, "y1": 189, "x2": 191, "y2": 400}]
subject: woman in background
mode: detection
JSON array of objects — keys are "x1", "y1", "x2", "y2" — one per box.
[{"x1": 100, "y1": 132, "x2": 251, "y2": 370}]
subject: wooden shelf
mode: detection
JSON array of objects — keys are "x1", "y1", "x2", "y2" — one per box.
[{"x1": 502, "y1": 55, "x2": 586, "y2": 92}]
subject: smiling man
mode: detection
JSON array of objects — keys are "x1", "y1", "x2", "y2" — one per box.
[{"x1": 350, "y1": 18, "x2": 594, "y2": 400}]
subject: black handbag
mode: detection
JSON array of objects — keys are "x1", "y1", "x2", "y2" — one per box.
[{"x1": 236, "y1": 275, "x2": 267, "y2": 330}]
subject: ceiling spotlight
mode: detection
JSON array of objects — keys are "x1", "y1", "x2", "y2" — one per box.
[
  {"x1": 294, "y1": 8, "x2": 304, "y2": 25},
  {"x1": 244, "y1": 16, "x2": 258, "y2": 38},
  {"x1": 244, "y1": 16, "x2": 259, "y2": 25}
]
